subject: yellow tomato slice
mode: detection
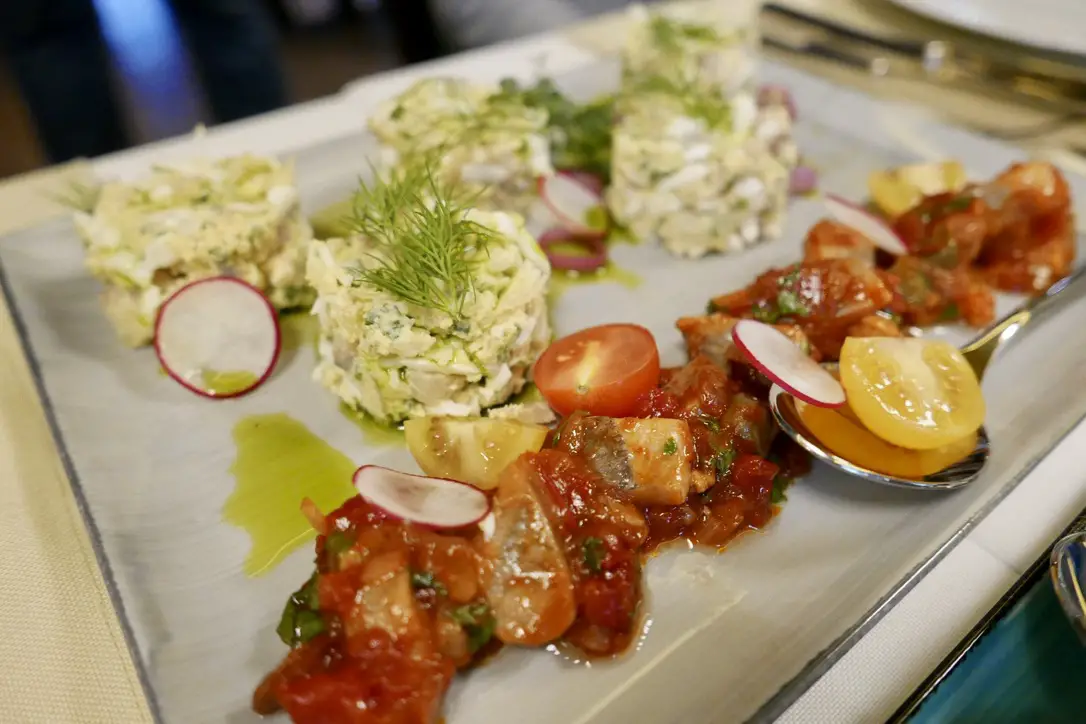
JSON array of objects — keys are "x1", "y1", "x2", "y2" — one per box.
[
  {"x1": 868, "y1": 161, "x2": 968, "y2": 218},
  {"x1": 403, "y1": 417, "x2": 548, "y2": 490},
  {"x1": 796, "y1": 398, "x2": 978, "y2": 478},
  {"x1": 839, "y1": 337, "x2": 985, "y2": 451}
]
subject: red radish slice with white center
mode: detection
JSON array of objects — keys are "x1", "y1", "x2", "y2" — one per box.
[
  {"x1": 537, "y1": 228, "x2": 608, "y2": 272},
  {"x1": 560, "y1": 170, "x2": 605, "y2": 196},
  {"x1": 732, "y1": 320, "x2": 846, "y2": 408},
  {"x1": 757, "y1": 84, "x2": 797, "y2": 120},
  {"x1": 538, "y1": 172, "x2": 607, "y2": 239},
  {"x1": 789, "y1": 165, "x2": 818, "y2": 195},
  {"x1": 154, "y1": 277, "x2": 281, "y2": 399},
  {"x1": 353, "y1": 465, "x2": 491, "y2": 529},
  {"x1": 824, "y1": 194, "x2": 908, "y2": 255}
]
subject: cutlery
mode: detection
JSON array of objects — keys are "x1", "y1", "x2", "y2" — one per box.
[
  {"x1": 762, "y1": 4, "x2": 1086, "y2": 118},
  {"x1": 770, "y1": 265, "x2": 1086, "y2": 491}
]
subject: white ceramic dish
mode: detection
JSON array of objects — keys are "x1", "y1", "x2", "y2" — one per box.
[
  {"x1": 887, "y1": 0, "x2": 1086, "y2": 58},
  {"x1": 2, "y1": 59, "x2": 1086, "y2": 724}
]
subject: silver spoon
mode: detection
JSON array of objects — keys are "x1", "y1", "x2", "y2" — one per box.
[
  {"x1": 770, "y1": 265, "x2": 1086, "y2": 491},
  {"x1": 1051, "y1": 514, "x2": 1086, "y2": 644}
]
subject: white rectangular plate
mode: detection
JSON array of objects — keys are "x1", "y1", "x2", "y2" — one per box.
[{"x1": 3, "y1": 60, "x2": 1086, "y2": 724}]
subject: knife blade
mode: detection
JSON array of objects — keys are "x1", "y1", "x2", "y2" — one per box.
[
  {"x1": 762, "y1": 3, "x2": 1086, "y2": 110},
  {"x1": 761, "y1": 7, "x2": 1086, "y2": 116}
]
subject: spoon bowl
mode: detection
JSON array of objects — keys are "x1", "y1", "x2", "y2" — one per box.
[
  {"x1": 770, "y1": 386, "x2": 990, "y2": 490},
  {"x1": 769, "y1": 265, "x2": 1086, "y2": 491}
]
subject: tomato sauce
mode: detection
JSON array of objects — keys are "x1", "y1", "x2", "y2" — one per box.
[
  {"x1": 527, "y1": 450, "x2": 646, "y2": 657},
  {"x1": 632, "y1": 356, "x2": 809, "y2": 552},
  {"x1": 254, "y1": 497, "x2": 491, "y2": 723}
]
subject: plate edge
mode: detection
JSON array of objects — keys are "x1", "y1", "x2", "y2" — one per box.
[
  {"x1": 747, "y1": 406, "x2": 1086, "y2": 723},
  {"x1": 0, "y1": 247, "x2": 166, "y2": 724}
]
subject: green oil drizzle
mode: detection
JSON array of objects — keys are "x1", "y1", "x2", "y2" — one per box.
[
  {"x1": 339, "y1": 403, "x2": 405, "y2": 446},
  {"x1": 224, "y1": 413, "x2": 357, "y2": 576},
  {"x1": 605, "y1": 223, "x2": 640, "y2": 245},
  {"x1": 548, "y1": 263, "x2": 643, "y2": 306},
  {"x1": 309, "y1": 197, "x2": 355, "y2": 239},
  {"x1": 200, "y1": 369, "x2": 259, "y2": 396},
  {"x1": 280, "y1": 311, "x2": 319, "y2": 352}
]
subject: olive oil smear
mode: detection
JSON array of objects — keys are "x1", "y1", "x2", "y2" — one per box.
[
  {"x1": 224, "y1": 413, "x2": 357, "y2": 576},
  {"x1": 200, "y1": 369, "x2": 259, "y2": 396}
]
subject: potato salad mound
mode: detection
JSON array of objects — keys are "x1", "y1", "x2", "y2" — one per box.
[
  {"x1": 608, "y1": 4, "x2": 797, "y2": 258},
  {"x1": 622, "y1": 2, "x2": 759, "y2": 100},
  {"x1": 368, "y1": 77, "x2": 554, "y2": 216},
  {"x1": 306, "y1": 164, "x2": 551, "y2": 423},
  {"x1": 74, "y1": 155, "x2": 313, "y2": 346}
]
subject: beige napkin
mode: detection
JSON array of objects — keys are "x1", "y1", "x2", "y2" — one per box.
[
  {"x1": 3, "y1": 2, "x2": 1086, "y2": 722},
  {"x1": 0, "y1": 161, "x2": 154, "y2": 723}
]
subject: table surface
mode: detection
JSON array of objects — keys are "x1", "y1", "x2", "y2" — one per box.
[{"x1": 4, "y1": 1, "x2": 1086, "y2": 722}]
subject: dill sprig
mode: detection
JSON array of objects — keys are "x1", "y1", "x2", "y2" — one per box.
[
  {"x1": 347, "y1": 160, "x2": 497, "y2": 320},
  {"x1": 47, "y1": 181, "x2": 102, "y2": 213},
  {"x1": 648, "y1": 13, "x2": 722, "y2": 53}
]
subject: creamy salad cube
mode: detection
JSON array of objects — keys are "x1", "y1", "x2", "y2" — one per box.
[
  {"x1": 307, "y1": 205, "x2": 551, "y2": 424},
  {"x1": 369, "y1": 78, "x2": 554, "y2": 216},
  {"x1": 607, "y1": 90, "x2": 796, "y2": 258},
  {"x1": 621, "y1": 3, "x2": 759, "y2": 100},
  {"x1": 74, "y1": 155, "x2": 313, "y2": 347}
]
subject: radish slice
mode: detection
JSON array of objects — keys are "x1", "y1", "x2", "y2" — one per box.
[
  {"x1": 353, "y1": 465, "x2": 491, "y2": 529},
  {"x1": 789, "y1": 165, "x2": 818, "y2": 195},
  {"x1": 559, "y1": 170, "x2": 605, "y2": 196},
  {"x1": 538, "y1": 172, "x2": 607, "y2": 238},
  {"x1": 757, "y1": 84, "x2": 797, "y2": 120},
  {"x1": 824, "y1": 194, "x2": 908, "y2": 255},
  {"x1": 732, "y1": 320, "x2": 846, "y2": 408},
  {"x1": 154, "y1": 277, "x2": 280, "y2": 399},
  {"x1": 537, "y1": 229, "x2": 608, "y2": 272}
]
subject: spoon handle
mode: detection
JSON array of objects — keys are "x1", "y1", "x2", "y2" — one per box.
[{"x1": 960, "y1": 264, "x2": 1086, "y2": 379}]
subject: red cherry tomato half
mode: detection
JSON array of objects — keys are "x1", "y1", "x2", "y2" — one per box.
[{"x1": 533, "y1": 324, "x2": 661, "y2": 418}]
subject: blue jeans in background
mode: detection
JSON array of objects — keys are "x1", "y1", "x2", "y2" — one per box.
[{"x1": 0, "y1": 0, "x2": 289, "y2": 163}]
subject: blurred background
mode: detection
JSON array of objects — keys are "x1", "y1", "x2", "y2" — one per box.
[{"x1": 0, "y1": 0, "x2": 451, "y2": 180}]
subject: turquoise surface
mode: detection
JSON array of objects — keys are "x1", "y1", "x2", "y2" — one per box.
[{"x1": 908, "y1": 578, "x2": 1086, "y2": 723}]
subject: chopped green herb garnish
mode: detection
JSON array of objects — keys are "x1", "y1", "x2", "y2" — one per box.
[
  {"x1": 711, "y1": 446, "x2": 736, "y2": 478},
  {"x1": 448, "y1": 602, "x2": 497, "y2": 653},
  {"x1": 347, "y1": 160, "x2": 498, "y2": 320},
  {"x1": 770, "y1": 475, "x2": 792, "y2": 504},
  {"x1": 752, "y1": 301, "x2": 780, "y2": 323},
  {"x1": 778, "y1": 268, "x2": 801, "y2": 289},
  {"x1": 919, "y1": 195, "x2": 973, "y2": 226},
  {"x1": 276, "y1": 573, "x2": 325, "y2": 648},
  {"x1": 411, "y1": 570, "x2": 448, "y2": 596},
  {"x1": 495, "y1": 79, "x2": 615, "y2": 180},
  {"x1": 699, "y1": 416, "x2": 721, "y2": 433},
  {"x1": 324, "y1": 530, "x2": 355, "y2": 556},
  {"x1": 582, "y1": 537, "x2": 606, "y2": 573},
  {"x1": 663, "y1": 437, "x2": 678, "y2": 456},
  {"x1": 775, "y1": 289, "x2": 810, "y2": 318},
  {"x1": 938, "y1": 302, "x2": 960, "y2": 322}
]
